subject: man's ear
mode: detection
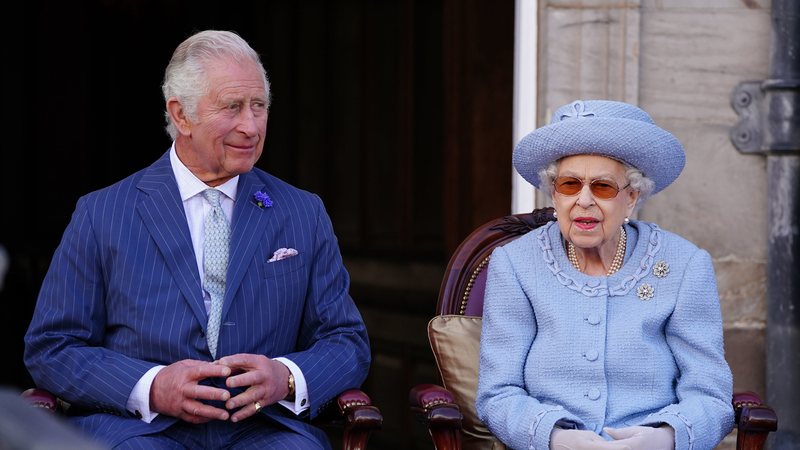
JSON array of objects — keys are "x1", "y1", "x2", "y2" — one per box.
[{"x1": 166, "y1": 98, "x2": 192, "y2": 136}]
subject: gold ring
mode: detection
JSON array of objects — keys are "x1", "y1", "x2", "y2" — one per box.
[{"x1": 254, "y1": 401, "x2": 262, "y2": 412}]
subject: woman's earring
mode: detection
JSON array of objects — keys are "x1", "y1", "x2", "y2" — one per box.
[
  {"x1": 624, "y1": 216, "x2": 630, "y2": 224},
  {"x1": 553, "y1": 210, "x2": 558, "y2": 219}
]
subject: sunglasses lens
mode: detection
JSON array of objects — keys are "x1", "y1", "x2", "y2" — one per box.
[
  {"x1": 553, "y1": 177, "x2": 622, "y2": 199},
  {"x1": 590, "y1": 180, "x2": 620, "y2": 199},
  {"x1": 554, "y1": 177, "x2": 582, "y2": 195}
]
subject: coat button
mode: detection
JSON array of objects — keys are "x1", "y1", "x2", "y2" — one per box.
[
  {"x1": 584, "y1": 349, "x2": 599, "y2": 361},
  {"x1": 585, "y1": 313, "x2": 601, "y2": 325},
  {"x1": 587, "y1": 388, "x2": 601, "y2": 400}
]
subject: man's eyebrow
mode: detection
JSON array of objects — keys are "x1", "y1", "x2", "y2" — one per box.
[{"x1": 218, "y1": 94, "x2": 267, "y2": 102}]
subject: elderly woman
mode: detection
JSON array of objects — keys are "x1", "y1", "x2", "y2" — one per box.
[{"x1": 475, "y1": 100, "x2": 733, "y2": 450}]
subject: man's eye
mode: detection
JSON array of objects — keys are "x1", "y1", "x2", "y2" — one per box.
[{"x1": 227, "y1": 103, "x2": 241, "y2": 111}]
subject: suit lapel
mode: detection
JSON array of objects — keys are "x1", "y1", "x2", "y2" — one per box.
[
  {"x1": 136, "y1": 153, "x2": 208, "y2": 329},
  {"x1": 223, "y1": 171, "x2": 272, "y2": 320}
]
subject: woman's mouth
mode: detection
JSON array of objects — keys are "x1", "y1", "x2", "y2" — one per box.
[{"x1": 573, "y1": 217, "x2": 600, "y2": 231}]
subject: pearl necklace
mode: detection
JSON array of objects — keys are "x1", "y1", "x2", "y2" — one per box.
[{"x1": 567, "y1": 226, "x2": 627, "y2": 276}]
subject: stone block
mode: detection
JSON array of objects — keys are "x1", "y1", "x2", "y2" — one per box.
[
  {"x1": 642, "y1": 0, "x2": 768, "y2": 9},
  {"x1": 540, "y1": 1, "x2": 641, "y2": 121},
  {"x1": 638, "y1": 7, "x2": 771, "y2": 124},
  {"x1": 724, "y1": 326, "x2": 766, "y2": 393},
  {"x1": 715, "y1": 255, "x2": 767, "y2": 323}
]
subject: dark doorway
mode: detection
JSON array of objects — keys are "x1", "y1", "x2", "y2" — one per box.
[{"x1": 1, "y1": 1, "x2": 513, "y2": 448}]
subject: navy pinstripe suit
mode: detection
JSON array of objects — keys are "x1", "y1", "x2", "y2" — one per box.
[{"x1": 24, "y1": 151, "x2": 371, "y2": 448}]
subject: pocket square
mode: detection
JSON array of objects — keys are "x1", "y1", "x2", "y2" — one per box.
[{"x1": 268, "y1": 247, "x2": 299, "y2": 263}]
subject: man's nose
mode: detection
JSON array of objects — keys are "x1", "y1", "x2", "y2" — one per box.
[{"x1": 237, "y1": 107, "x2": 261, "y2": 136}]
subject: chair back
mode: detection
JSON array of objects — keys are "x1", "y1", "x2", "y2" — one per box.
[
  {"x1": 436, "y1": 208, "x2": 555, "y2": 316},
  {"x1": 425, "y1": 208, "x2": 554, "y2": 450}
]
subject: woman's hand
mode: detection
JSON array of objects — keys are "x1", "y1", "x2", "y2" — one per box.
[
  {"x1": 604, "y1": 425, "x2": 675, "y2": 450},
  {"x1": 550, "y1": 428, "x2": 629, "y2": 450}
]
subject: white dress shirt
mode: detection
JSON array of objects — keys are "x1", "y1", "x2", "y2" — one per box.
[{"x1": 126, "y1": 144, "x2": 308, "y2": 422}]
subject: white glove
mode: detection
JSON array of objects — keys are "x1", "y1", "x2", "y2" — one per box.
[
  {"x1": 550, "y1": 428, "x2": 630, "y2": 450},
  {"x1": 604, "y1": 425, "x2": 675, "y2": 450}
]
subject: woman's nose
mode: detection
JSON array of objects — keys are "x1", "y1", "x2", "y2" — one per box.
[{"x1": 576, "y1": 184, "x2": 595, "y2": 208}]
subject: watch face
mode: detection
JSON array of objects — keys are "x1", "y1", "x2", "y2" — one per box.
[{"x1": 286, "y1": 373, "x2": 296, "y2": 400}]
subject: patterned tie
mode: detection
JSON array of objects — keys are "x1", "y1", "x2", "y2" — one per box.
[{"x1": 202, "y1": 189, "x2": 229, "y2": 359}]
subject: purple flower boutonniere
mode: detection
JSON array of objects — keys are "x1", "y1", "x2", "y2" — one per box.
[{"x1": 252, "y1": 190, "x2": 273, "y2": 209}]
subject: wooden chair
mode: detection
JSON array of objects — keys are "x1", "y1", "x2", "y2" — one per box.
[
  {"x1": 409, "y1": 208, "x2": 778, "y2": 450},
  {"x1": 23, "y1": 387, "x2": 381, "y2": 450}
]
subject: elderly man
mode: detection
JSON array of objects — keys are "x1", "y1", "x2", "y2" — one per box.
[{"x1": 25, "y1": 30, "x2": 370, "y2": 449}]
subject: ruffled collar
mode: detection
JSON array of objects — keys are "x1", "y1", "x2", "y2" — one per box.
[{"x1": 536, "y1": 220, "x2": 662, "y2": 297}]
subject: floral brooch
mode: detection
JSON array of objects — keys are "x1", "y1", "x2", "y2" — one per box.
[
  {"x1": 653, "y1": 261, "x2": 670, "y2": 278},
  {"x1": 252, "y1": 190, "x2": 273, "y2": 209},
  {"x1": 637, "y1": 283, "x2": 655, "y2": 301}
]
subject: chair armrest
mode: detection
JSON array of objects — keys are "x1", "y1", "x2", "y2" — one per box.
[
  {"x1": 21, "y1": 388, "x2": 59, "y2": 413},
  {"x1": 732, "y1": 391, "x2": 778, "y2": 450},
  {"x1": 409, "y1": 384, "x2": 462, "y2": 425},
  {"x1": 409, "y1": 384, "x2": 462, "y2": 450},
  {"x1": 733, "y1": 391, "x2": 778, "y2": 432},
  {"x1": 7, "y1": 388, "x2": 107, "y2": 450},
  {"x1": 336, "y1": 389, "x2": 383, "y2": 430},
  {"x1": 315, "y1": 389, "x2": 382, "y2": 450}
]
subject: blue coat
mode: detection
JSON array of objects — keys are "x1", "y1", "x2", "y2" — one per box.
[
  {"x1": 24, "y1": 151, "x2": 371, "y2": 447},
  {"x1": 476, "y1": 220, "x2": 733, "y2": 450}
]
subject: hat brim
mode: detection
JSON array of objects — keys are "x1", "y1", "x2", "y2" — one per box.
[{"x1": 513, "y1": 117, "x2": 685, "y2": 194}]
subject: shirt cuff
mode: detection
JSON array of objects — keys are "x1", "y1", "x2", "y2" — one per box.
[
  {"x1": 274, "y1": 357, "x2": 309, "y2": 415},
  {"x1": 126, "y1": 365, "x2": 165, "y2": 423}
]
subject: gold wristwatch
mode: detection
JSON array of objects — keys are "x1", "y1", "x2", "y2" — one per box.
[{"x1": 286, "y1": 373, "x2": 296, "y2": 401}]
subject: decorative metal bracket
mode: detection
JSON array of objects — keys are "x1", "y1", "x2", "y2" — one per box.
[{"x1": 730, "y1": 79, "x2": 800, "y2": 154}]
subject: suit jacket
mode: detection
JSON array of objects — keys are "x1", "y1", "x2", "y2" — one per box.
[
  {"x1": 476, "y1": 221, "x2": 733, "y2": 450},
  {"x1": 24, "y1": 151, "x2": 371, "y2": 447}
]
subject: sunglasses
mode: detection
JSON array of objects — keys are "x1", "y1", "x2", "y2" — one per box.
[{"x1": 553, "y1": 176, "x2": 630, "y2": 199}]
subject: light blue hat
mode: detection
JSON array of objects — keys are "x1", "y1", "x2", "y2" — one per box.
[{"x1": 513, "y1": 100, "x2": 685, "y2": 194}]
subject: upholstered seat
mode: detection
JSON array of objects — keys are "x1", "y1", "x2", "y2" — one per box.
[{"x1": 410, "y1": 208, "x2": 778, "y2": 450}]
